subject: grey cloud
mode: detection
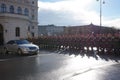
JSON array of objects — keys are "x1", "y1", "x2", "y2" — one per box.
[{"x1": 38, "y1": 9, "x2": 84, "y2": 26}]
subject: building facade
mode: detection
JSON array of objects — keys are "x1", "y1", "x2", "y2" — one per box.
[
  {"x1": 38, "y1": 25, "x2": 65, "y2": 36},
  {"x1": 64, "y1": 23, "x2": 118, "y2": 35},
  {"x1": 0, "y1": 0, "x2": 38, "y2": 45}
]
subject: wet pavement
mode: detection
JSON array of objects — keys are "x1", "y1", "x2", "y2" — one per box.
[{"x1": 0, "y1": 50, "x2": 120, "y2": 80}]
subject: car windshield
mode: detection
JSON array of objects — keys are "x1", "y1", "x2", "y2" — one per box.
[{"x1": 15, "y1": 40, "x2": 30, "y2": 44}]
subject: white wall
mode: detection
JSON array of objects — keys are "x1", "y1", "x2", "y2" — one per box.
[{"x1": 3, "y1": 17, "x2": 29, "y2": 43}]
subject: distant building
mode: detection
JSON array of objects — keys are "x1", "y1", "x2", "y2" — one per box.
[
  {"x1": 39, "y1": 24, "x2": 119, "y2": 37},
  {"x1": 0, "y1": 0, "x2": 38, "y2": 45},
  {"x1": 64, "y1": 23, "x2": 119, "y2": 35},
  {"x1": 38, "y1": 25, "x2": 65, "y2": 36}
]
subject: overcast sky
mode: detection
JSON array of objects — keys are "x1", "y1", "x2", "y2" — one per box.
[{"x1": 38, "y1": 0, "x2": 120, "y2": 28}]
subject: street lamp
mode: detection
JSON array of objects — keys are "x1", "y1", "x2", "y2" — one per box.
[{"x1": 97, "y1": 0, "x2": 105, "y2": 33}]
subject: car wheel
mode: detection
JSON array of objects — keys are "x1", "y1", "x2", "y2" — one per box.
[
  {"x1": 17, "y1": 49, "x2": 23, "y2": 55},
  {"x1": 4, "y1": 48, "x2": 8, "y2": 54}
]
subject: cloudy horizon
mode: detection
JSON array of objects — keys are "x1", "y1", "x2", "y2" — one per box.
[{"x1": 38, "y1": 0, "x2": 120, "y2": 29}]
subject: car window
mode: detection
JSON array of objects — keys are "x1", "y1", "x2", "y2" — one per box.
[
  {"x1": 15, "y1": 40, "x2": 30, "y2": 44},
  {"x1": 7, "y1": 41, "x2": 15, "y2": 44}
]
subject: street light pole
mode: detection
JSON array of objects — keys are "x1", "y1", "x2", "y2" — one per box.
[
  {"x1": 97, "y1": 0, "x2": 105, "y2": 33},
  {"x1": 100, "y1": 0, "x2": 102, "y2": 27}
]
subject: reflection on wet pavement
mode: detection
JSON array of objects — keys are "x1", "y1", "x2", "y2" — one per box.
[{"x1": 0, "y1": 50, "x2": 120, "y2": 80}]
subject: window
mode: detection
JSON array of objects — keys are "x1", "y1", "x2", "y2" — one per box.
[
  {"x1": 32, "y1": 32, "x2": 34, "y2": 37},
  {"x1": 16, "y1": 40, "x2": 30, "y2": 44},
  {"x1": 31, "y1": 9, "x2": 35, "y2": 19},
  {"x1": 24, "y1": 8, "x2": 29, "y2": 16},
  {"x1": 9, "y1": 5, "x2": 14, "y2": 13},
  {"x1": 7, "y1": 40, "x2": 15, "y2": 45},
  {"x1": 32, "y1": 15, "x2": 35, "y2": 20},
  {"x1": 1, "y1": 4, "x2": 6, "y2": 13},
  {"x1": 17, "y1": 7, "x2": 22, "y2": 14},
  {"x1": 17, "y1": 0, "x2": 21, "y2": 3},
  {"x1": 28, "y1": 26, "x2": 30, "y2": 31},
  {"x1": 16, "y1": 27, "x2": 20, "y2": 37},
  {"x1": 32, "y1": 1, "x2": 34, "y2": 4},
  {"x1": 32, "y1": 26, "x2": 34, "y2": 29}
]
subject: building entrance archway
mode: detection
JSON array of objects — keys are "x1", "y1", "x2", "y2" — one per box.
[{"x1": 0, "y1": 24, "x2": 4, "y2": 45}]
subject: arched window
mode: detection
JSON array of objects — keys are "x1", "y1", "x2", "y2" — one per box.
[
  {"x1": 16, "y1": 27, "x2": 20, "y2": 37},
  {"x1": 1, "y1": 4, "x2": 6, "y2": 13},
  {"x1": 17, "y1": 7, "x2": 22, "y2": 14},
  {"x1": 9, "y1": 5, "x2": 14, "y2": 13},
  {"x1": 24, "y1": 8, "x2": 29, "y2": 16}
]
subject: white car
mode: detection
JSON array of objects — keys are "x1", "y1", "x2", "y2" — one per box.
[{"x1": 4, "y1": 40, "x2": 39, "y2": 55}]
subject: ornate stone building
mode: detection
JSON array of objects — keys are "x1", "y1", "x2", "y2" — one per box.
[
  {"x1": 0, "y1": 0, "x2": 38, "y2": 45},
  {"x1": 64, "y1": 23, "x2": 119, "y2": 35}
]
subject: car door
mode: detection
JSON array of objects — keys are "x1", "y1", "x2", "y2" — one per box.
[
  {"x1": 10, "y1": 41, "x2": 18, "y2": 52},
  {"x1": 6, "y1": 40, "x2": 14, "y2": 51},
  {"x1": 6, "y1": 40, "x2": 18, "y2": 52}
]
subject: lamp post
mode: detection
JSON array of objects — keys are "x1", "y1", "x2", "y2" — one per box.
[{"x1": 97, "y1": 0, "x2": 105, "y2": 33}]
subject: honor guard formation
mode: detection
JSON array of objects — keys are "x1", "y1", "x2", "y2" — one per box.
[{"x1": 28, "y1": 33, "x2": 120, "y2": 55}]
